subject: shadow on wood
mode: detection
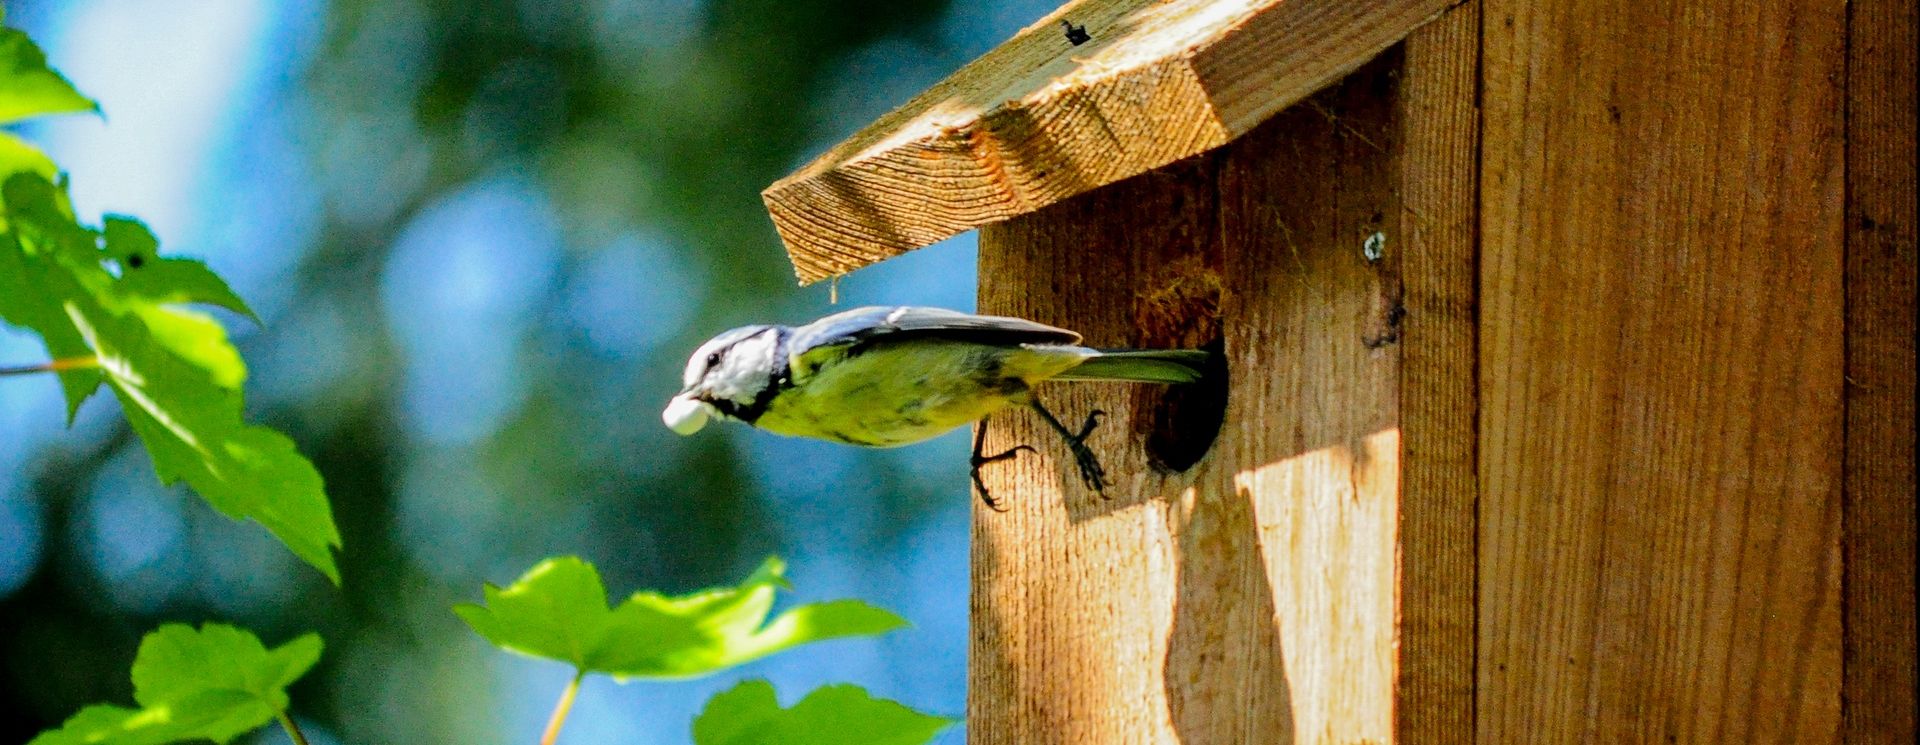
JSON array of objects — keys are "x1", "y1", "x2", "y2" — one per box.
[{"x1": 969, "y1": 52, "x2": 1409, "y2": 743}]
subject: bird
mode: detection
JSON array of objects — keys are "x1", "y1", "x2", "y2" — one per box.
[{"x1": 662, "y1": 306, "x2": 1211, "y2": 510}]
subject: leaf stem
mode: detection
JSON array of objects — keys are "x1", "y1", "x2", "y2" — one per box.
[
  {"x1": 0, "y1": 355, "x2": 99, "y2": 377},
  {"x1": 276, "y1": 710, "x2": 312, "y2": 745},
  {"x1": 540, "y1": 673, "x2": 585, "y2": 745}
]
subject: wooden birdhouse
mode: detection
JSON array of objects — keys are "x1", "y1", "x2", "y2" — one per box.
[{"x1": 763, "y1": 0, "x2": 1915, "y2": 741}]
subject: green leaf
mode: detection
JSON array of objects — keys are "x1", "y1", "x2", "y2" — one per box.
[
  {"x1": 0, "y1": 26, "x2": 99, "y2": 124},
  {"x1": 1, "y1": 174, "x2": 105, "y2": 416},
  {"x1": 24, "y1": 704, "x2": 194, "y2": 745},
  {"x1": 1, "y1": 173, "x2": 340, "y2": 581},
  {"x1": 73, "y1": 305, "x2": 337, "y2": 579},
  {"x1": 0, "y1": 237, "x2": 102, "y2": 416},
  {"x1": 131, "y1": 624, "x2": 321, "y2": 703},
  {"x1": 456, "y1": 556, "x2": 908, "y2": 679},
  {"x1": 105, "y1": 217, "x2": 259, "y2": 323},
  {"x1": 0, "y1": 131, "x2": 56, "y2": 180},
  {"x1": 692, "y1": 680, "x2": 955, "y2": 745},
  {"x1": 28, "y1": 624, "x2": 323, "y2": 745}
]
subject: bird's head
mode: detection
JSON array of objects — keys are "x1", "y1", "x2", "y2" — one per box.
[{"x1": 662, "y1": 324, "x2": 783, "y2": 435}]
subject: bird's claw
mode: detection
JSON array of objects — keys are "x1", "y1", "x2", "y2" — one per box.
[
  {"x1": 1068, "y1": 440, "x2": 1108, "y2": 494},
  {"x1": 1065, "y1": 410, "x2": 1109, "y2": 495},
  {"x1": 1026, "y1": 401, "x2": 1113, "y2": 498},
  {"x1": 1074, "y1": 410, "x2": 1105, "y2": 441},
  {"x1": 970, "y1": 444, "x2": 1033, "y2": 512},
  {"x1": 972, "y1": 444, "x2": 1036, "y2": 467},
  {"x1": 971, "y1": 472, "x2": 1009, "y2": 512}
]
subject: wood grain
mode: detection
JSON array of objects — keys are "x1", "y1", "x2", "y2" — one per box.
[
  {"x1": 971, "y1": 55, "x2": 1408, "y2": 743},
  {"x1": 970, "y1": 148, "x2": 1216, "y2": 745},
  {"x1": 1477, "y1": 0, "x2": 1847, "y2": 741},
  {"x1": 766, "y1": 0, "x2": 1459, "y2": 284},
  {"x1": 1843, "y1": 0, "x2": 1918, "y2": 738},
  {"x1": 1394, "y1": 2, "x2": 1481, "y2": 741}
]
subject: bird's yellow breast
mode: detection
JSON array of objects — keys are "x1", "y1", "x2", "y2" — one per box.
[{"x1": 753, "y1": 340, "x2": 1084, "y2": 447}]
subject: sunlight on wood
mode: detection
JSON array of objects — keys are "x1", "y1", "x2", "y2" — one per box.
[
  {"x1": 1232, "y1": 429, "x2": 1399, "y2": 745},
  {"x1": 765, "y1": 0, "x2": 1459, "y2": 283}
]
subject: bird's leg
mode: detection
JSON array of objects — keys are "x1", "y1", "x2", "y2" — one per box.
[
  {"x1": 1029, "y1": 399, "x2": 1109, "y2": 495},
  {"x1": 969, "y1": 416, "x2": 1032, "y2": 512}
]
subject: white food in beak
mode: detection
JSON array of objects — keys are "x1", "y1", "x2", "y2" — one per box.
[{"x1": 662, "y1": 395, "x2": 713, "y2": 435}]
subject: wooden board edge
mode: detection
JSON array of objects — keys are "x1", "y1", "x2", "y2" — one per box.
[
  {"x1": 766, "y1": 55, "x2": 1231, "y2": 285},
  {"x1": 1393, "y1": 1, "x2": 1482, "y2": 742},
  {"x1": 1842, "y1": 0, "x2": 1919, "y2": 737}
]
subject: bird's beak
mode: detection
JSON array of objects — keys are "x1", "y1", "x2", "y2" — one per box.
[{"x1": 662, "y1": 394, "x2": 715, "y2": 435}]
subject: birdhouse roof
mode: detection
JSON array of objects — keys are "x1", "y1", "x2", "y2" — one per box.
[{"x1": 762, "y1": 0, "x2": 1458, "y2": 284}]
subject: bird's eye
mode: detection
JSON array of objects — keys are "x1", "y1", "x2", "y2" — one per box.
[{"x1": 705, "y1": 352, "x2": 721, "y2": 367}]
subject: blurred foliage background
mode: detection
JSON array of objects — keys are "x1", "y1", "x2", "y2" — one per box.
[{"x1": 1, "y1": 0, "x2": 1056, "y2": 741}]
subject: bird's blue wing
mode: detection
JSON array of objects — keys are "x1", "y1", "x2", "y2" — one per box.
[
  {"x1": 786, "y1": 306, "x2": 1080, "y2": 380},
  {"x1": 790, "y1": 306, "x2": 1081, "y2": 350}
]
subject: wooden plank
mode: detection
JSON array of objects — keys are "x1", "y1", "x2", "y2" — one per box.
[
  {"x1": 970, "y1": 148, "x2": 1217, "y2": 745},
  {"x1": 1477, "y1": 0, "x2": 1846, "y2": 741},
  {"x1": 970, "y1": 54, "x2": 1405, "y2": 743},
  {"x1": 1394, "y1": 2, "x2": 1481, "y2": 742},
  {"x1": 1230, "y1": 51, "x2": 1403, "y2": 744},
  {"x1": 1843, "y1": 0, "x2": 1918, "y2": 738},
  {"x1": 765, "y1": 0, "x2": 1459, "y2": 284}
]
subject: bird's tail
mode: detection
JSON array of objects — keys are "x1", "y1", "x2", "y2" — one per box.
[{"x1": 1053, "y1": 349, "x2": 1212, "y2": 384}]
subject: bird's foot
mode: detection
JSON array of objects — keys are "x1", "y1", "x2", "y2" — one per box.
[
  {"x1": 970, "y1": 445, "x2": 1033, "y2": 512},
  {"x1": 1065, "y1": 410, "x2": 1109, "y2": 495},
  {"x1": 1028, "y1": 400, "x2": 1112, "y2": 497}
]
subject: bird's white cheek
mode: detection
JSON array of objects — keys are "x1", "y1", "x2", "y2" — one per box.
[{"x1": 662, "y1": 396, "x2": 713, "y2": 435}]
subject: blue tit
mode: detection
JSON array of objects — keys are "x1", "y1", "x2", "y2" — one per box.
[{"x1": 662, "y1": 306, "x2": 1210, "y2": 509}]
